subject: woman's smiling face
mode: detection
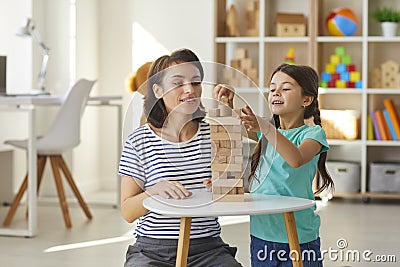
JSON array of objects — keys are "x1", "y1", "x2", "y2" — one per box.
[{"x1": 155, "y1": 62, "x2": 202, "y2": 115}]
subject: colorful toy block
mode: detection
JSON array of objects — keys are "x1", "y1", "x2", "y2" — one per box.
[
  {"x1": 342, "y1": 55, "x2": 352, "y2": 65},
  {"x1": 330, "y1": 55, "x2": 341, "y2": 64},
  {"x1": 325, "y1": 63, "x2": 336, "y2": 73},
  {"x1": 336, "y1": 63, "x2": 346, "y2": 73},
  {"x1": 321, "y1": 72, "x2": 331, "y2": 82},
  {"x1": 335, "y1": 46, "x2": 346, "y2": 56},
  {"x1": 321, "y1": 46, "x2": 361, "y2": 89}
]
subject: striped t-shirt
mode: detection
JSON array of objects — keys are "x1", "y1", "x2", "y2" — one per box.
[{"x1": 118, "y1": 121, "x2": 221, "y2": 239}]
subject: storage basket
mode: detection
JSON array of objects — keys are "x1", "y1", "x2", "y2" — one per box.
[
  {"x1": 321, "y1": 110, "x2": 360, "y2": 140},
  {"x1": 327, "y1": 161, "x2": 360, "y2": 193},
  {"x1": 369, "y1": 162, "x2": 400, "y2": 193}
]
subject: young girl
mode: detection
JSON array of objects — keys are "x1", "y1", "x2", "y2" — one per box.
[
  {"x1": 240, "y1": 63, "x2": 334, "y2": 266},
  {"x1": 118, "y1": 49, "x2": 242, "y2": 267}
]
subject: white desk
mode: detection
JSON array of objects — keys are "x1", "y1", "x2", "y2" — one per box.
[
  {"x1": 0, "y1": 95, "x2": 122, "y2": 237},
  {"x1": 143, "y1": 191, "x2": 315, "y2": 267}
]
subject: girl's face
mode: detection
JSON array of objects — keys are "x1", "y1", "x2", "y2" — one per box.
[
  {"x1": 154, "y1": 63, "x2": 202, "y2": 115},
  {"x1": 268, "y1": 71, "x2": 309, "y2": 117}
]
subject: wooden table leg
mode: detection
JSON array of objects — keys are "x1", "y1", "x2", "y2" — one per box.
[
  {"x1": 283, "y1": 212, "x2": 303, "y2": 267},
  {"x1": 176, "y1": 217, "x2": 192, "y2": 267}
]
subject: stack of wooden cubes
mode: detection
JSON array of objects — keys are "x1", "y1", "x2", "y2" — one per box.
[
  {"x1": 208, "y1": 97, "x2": 245, "y2": 202},
  {"x1": 369, "y1": 60, "x2": 400, "y2": 89},
  {"x1": 222, "y1": 48, "x2": 258, "y2": 87}
]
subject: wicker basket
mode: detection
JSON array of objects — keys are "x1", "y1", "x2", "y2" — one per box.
[{"x1": 321, "y1": 110, "x2": 360, "y2": 140}]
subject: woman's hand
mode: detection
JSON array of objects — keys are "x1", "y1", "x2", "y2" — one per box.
[
  {"x1": 146, "y1": 179, "x2": 192, "y2": 199},
  {"x1": 203, "y1": 179, "x2": 213, "y2": 192},
  {"x1": 240, "y1": 105, "x2": 272, "y2": 135},
  {"x1": 213, "y1": 84, "x2": 235, "y2": 108}
]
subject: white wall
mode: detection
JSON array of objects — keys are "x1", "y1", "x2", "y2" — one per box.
[
  {"x1": 96, "y1": 0, "x2": 215, "y2": 191},
  {"x1": 0, "y1": 0, "x2": 33, "y2": 191},
  {"x1": 0, "y1": 0, "x2": 216, "y2": 198}
]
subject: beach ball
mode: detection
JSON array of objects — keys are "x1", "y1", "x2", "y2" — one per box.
[{"x1": 326, "y1": 8, "x2": 358, "y2": 36}]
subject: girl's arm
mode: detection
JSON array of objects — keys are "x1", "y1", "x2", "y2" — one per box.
[
  {"x1": 120, "y1": 176, "x2": 192, "y2": 223},
  {"x1": 240, "y1": 106, "x2": 322, "y2": 168}
]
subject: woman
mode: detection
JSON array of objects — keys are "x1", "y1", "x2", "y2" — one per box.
[{"x1": 118, "y1": 48, "x2": 242, "y2": 267}]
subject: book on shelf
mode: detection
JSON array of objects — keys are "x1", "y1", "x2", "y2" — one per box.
[
  {"x1": 367, "y1": 114, "x2": 375, "y2": 140},
  {"x1": 370, "y1": 111, "x2": 381, "y2": 140},
  {"x1": 383, "y1": 109, "x2": 397, "y2": 141},
  {"x1": 374, "y1": 110, "x2": 390, "y2": 140},
  {"x1": 383, "y1": 99, "x2": 400, "y2": 140}
]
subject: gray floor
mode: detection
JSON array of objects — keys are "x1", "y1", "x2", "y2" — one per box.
[{"x1": 0, "y1": 194, "x2": 399, "y2": 267}]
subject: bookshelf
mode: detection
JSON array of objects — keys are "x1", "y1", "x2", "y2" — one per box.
[{"x1": 214, "y1": 0, "x2": 400, "y2": 200}]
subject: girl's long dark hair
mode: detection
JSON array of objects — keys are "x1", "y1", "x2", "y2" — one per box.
[{"x1": 249, "y1": 64, "x2": 334, "y2": 194}]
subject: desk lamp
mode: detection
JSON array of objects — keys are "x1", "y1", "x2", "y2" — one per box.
[{"x1": 16, "y1": 17, "x2": 50, "y2": 91}]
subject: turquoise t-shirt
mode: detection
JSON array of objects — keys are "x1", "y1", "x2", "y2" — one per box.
[{"x1": 250, "y1": 124, "x2": 329, "y2": 244}]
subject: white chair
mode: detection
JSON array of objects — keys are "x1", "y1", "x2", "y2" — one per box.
[
  {"x1": 122, "y1": 91, "x2": 145, "y2": 141},
  {"x1": 3, "y1": 79, "x2": 96, "y2": 228}
]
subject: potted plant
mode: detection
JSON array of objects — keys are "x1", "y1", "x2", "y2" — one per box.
[{"x1": 373, "y1": 7, "x2": 400, "y2": 37}]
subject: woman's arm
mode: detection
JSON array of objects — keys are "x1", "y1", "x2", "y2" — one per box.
[
  {"x1": 120, "y1": 176, "x2": 193, "y2": 223},
  {"x1": 120, "y1": 176, "x2": 149, "y2": 223}
]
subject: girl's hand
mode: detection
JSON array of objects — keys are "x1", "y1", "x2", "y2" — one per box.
[
  {"x1": 146, "y1": 180, "x2": 192, "y2": 199},
  {"x1": 213, "y1": 84, "x2": 235, "y2": 108},
  {"x1": 240, "y1": 105, "x2": 272, "y2": 134},
  {"x1": 203, "y1": 179, "x2": 213, "y2": 192}
]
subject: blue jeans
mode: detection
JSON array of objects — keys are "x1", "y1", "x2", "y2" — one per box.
[{"x1": 250, "y1": 235, "x2": 323, "y2": 267}]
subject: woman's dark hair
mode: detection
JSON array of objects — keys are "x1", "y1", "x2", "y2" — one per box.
[
  {"x1": 249, "y1": 63, "x2": 334, "y2": 194},
  {"x1": 144, "y1": 48, "x2": 206, "y2": 128}
]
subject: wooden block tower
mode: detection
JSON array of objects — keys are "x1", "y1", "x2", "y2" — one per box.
[{"x1": 208, "y1": 97, "x2": 245, "y2": 202}]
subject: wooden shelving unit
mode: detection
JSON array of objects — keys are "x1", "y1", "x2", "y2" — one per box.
[{"x1": 214, "y1": 0, "x2": 400, "y2": 201}]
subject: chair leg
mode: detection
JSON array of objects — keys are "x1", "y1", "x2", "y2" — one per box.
[
  {"x1": 57, "y1": 155, "x2": 92, "y2": 220},
  {"x1": 3, "y1": 156, "x2": 48, "y2": 226},
  {"x1": 50, "y1": 156, "x2": 72, "y2": 228}
]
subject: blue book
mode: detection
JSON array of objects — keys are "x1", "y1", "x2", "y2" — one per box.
[{"x1": 383, "y1": 109, "x2": 397, "y2": 141}]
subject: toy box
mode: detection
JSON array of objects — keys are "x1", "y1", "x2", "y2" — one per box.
[
  {"x1": 369, "y1": 162, "x2": 400, "y2": 193},
  {"x1": 327, "y1": 161, "x2": 360, "y2": 193}
]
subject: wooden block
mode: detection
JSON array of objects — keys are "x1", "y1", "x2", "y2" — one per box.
[
  {"x1": 237, "y1": 187, "x2": 245, "y2": 194},
  {"x1": 213, "y1": 178, "x2": 243, "y2": 187},
  {"x1": 214, "y1": 147, "x2": 242, "y2": 156},
  {"x1": 227, "y1": 171, "x2": 242, "y2": 179},
  {"x1": 212, "y1": 194, "x2": 245, "y2": 202},
  {"x1": 210, "y1": 132, "x2": 242, "y2": 140},
  {"x1": 235, "y1": 48, "x2": 247, "y2": 59},
  {"x1": 234, "y1": 156, "x2": 243, "y2": 164},
  {"x1": 212, "y1": 171, "x2": 219, "y2": 179},
  {"x1": 219, "y1": 171, "x2": 228, "y2": 179},
  {"x1": 219, "y1": 104, "x2": 232, "y2": 116},
  {"x1": 230, "y1": 59, "x2": 241, "y2": 69},
  {"x1": 241, "y1": 58, "x2": 253, "y2": 70},
  {"x1": 226, "y1": 4, "x2": 240, "y2": 37},
  {"x1": 233, "y1": 109, "x2": 242, "y2": 116},
  {"x1": 210, "y1": 125, "x2": 219, "y2": 133},
  {"x1": 207, "y1": 116, "x2": 241, "y2": 125},
  {"x1": 246, "y1": 68, "x2": 258, "y2": 84},
  {"x1": 218, "y1": 155, "x2": 227, "y2": 163},
  {"x1": 211, "y1": 163, "x2": 242, "y2": 172},
  {"x1": 208, "y1": 108, "x2": 220, "y2": 117},
  {"x1": 235, "y1": 140, "x2": 243, "y2": 148}
]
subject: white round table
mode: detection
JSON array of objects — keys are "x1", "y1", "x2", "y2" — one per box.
[{"x1": 143, "y1": 190, "x2": 315, "y2": 267}]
